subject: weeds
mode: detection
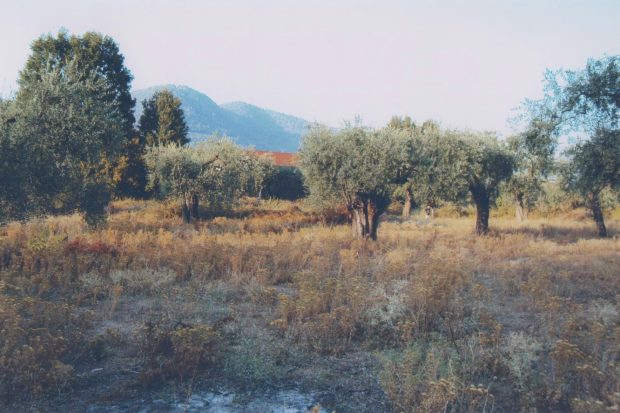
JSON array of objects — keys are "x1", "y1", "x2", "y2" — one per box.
[{"x1": 0, "y1": 199, "x2": 618, "y2": 411}]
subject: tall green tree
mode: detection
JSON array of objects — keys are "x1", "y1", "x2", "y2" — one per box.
[
  {"x1": 1, "y1": 60, "x2": 124, "y2": 224},
  {"x1": 299, "y1": 124, "x2": 411, "y2": 240},
  {"x1": 525, "y1": 55, "x2": 620, "y2": 236},
  {"x1": 20, "y1": 30, "x2": 134, "y2": 133},
  {"x1": 18, "y1": 30, "x2": 143, "y2": 197},
  {"x1": 0, "y1": 99, "x2": 24, "y2": 221},
  {"x1": 139, "y1": 90, "x2": 189, "y2": 147}
]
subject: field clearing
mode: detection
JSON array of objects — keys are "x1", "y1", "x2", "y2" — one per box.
[{"x1": 1, "y1": 200, "x2": 619, "y2": 412}]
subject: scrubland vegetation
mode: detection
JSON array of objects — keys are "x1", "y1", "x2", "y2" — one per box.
[
  {"x1": 1, "y1": 30, "x2": 619, "y2": 412},
  {"x1": 1, "y1": 199, "x2": 619, "y2": 412}
]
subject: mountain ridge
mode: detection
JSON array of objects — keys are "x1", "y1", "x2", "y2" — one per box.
[{"x1": 132, "y1": 85, "x2": 308, "y2": 152}]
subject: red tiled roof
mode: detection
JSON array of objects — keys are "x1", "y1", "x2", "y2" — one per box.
[{"x1": 253, "y1": 150, "x2": 298, "y2": 167}]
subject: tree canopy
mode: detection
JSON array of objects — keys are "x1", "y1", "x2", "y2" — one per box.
[
  {"x1": 17, "y1": 30, "x2": 144, "y2": 198},
  {"x1": 562, "y1": 129, "x2": 620, "y2": 236},
  {"x1": 1, "y1": 60, "x2": 125, "y2": 224},
  {"x1": 300, "y1": 124, "x2": 412, "y2": 239},
  {"x1": 456, "y1": 133, "x2": 515, "y2": 234},
  {"x1": 145, "y1": 138, "x2": 274, "y2": 222},
  {"x1": 504, "y1": 120, "x2": 556, "y2": 221},
  {"x1": 19, "y1": 30, "x2": 135, "y2": 134},
  {"x1": 386, "y1": 119, "x2": 514, "y2": 235},
  {"x1": 139, "y1": 90, "x2": 189, "y2": 147},
  {"x1": 525, "y1": 55, "x2": 620, "y2": 236}
]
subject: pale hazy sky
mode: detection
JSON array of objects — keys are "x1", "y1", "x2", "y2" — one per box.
[{"x1": 1, "y1": 0, "x2": 619, "y2": 135}]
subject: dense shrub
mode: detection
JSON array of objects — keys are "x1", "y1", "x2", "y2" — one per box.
[
  {"x1": 137, "y1": 321, "x2": 220, "y2": 384},
  {"x1": 0, "y1": 295, "x2": 91, "y2": 401},
  {"x1": 262, "y1": 166, "x2": 306, "y2": 200}
]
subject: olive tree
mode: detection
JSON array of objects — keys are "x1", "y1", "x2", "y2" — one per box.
[
  {"x1": 145, "y1": 138, "x2": 273, "y2": 222},
  {"x1": 504, "y1": 121, "x2": 556, "y2": 222},
  {"x1": 386, "y1": 116, "x2": 419, "y2": 220},
  {"x1": 523, "y1": 56, "x2": 620, "y2": 236},
  {"x1": 387, "y1": 118, "x2": 453, "y2": 221},
  {"x1": 409, "y1": 130, "x2": 514, "y2": 235},
  {"x1": 562, "y1": 129, "x2": 619, "y2": 237},
  {"x1": 391, "y1": 122, "x2": 514, "y2": 235},
  {"x1": 459, "y1": 133, "x2": 515, "y2": 235},
  {"x1": 406, "y1": 124, "x2": 467, "y2": 218},
  {"x1": 299, "y1": 124, "x2": 411, "y2": 240},
  {"x1": 246, "y1": 153, "x2": 276, "y2": 199},
  {"x1": 145, "y1": 144, "x2": 206, "y2": 222}
]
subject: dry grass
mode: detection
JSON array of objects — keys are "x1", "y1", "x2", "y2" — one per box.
[{"x1": 1, "y1": 199, "x2": 619, "y2": 412}]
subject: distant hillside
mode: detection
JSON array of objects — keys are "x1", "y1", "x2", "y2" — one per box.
[{"x1": 132, "y1": 85, "x2": 308, "y2": 152}]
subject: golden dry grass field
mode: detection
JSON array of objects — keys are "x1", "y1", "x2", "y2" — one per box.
[{"x1": 1, "y1": 199, "x2": 619, "y2": 412}]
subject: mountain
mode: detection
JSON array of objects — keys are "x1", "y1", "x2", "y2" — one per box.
[{"x1": 132, "y1": 85, "x2": 308, "y2": 152}]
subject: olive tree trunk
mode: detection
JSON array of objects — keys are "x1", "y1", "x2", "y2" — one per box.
[
  {"x1": 350, "y1": 194, "x2": 388, "y2": 241},
  {"x1": 352, "y1": 208, "x2": 365, "y2": 238},
  {"x1": 401, "y1": 188, "x2": 413, "y2": 221},
  {"x1": 471, "y1": 185, "x2": 490, "y2": 236},
  {"x1": 181, "y1": 195, "x2": 191, "y2": 223},
  {"x1": 191, "y1": 193, "x2": 200, "y2": 219},
  {"x1": 181, "y1": 193, "x2": 201, "y2": 223},
  {"x1": 514, "y1": 192, "x2": 527, "y2": 222},
  {"x1": 368, "y1": 198, "x2": 381, "y2": 240},
  {"x1": 588, "y1": 191, "x2": 607, "y2": 237}
]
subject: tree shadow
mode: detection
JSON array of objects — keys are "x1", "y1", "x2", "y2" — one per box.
[{"x1": 496, "y1": 222, "x2": 618, "y2": 244}]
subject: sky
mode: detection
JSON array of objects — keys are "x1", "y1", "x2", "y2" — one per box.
[{"x1": 1, "y1": 0, "x2": 619, "y2": 135}]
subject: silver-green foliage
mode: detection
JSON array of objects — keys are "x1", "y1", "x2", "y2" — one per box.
[
  {"x1": 144, "y1": 138, "x2": 273, "y2": 220},
  {"x1": 413, "y1": 129, "x2": 514, "y2": 234},
  {"x1": 503, "y1": 123, "x2": 557, "y2": 220},
  {"x1": 299, "y1": 123, "x2": 411, "y2": 239},
  {"x1": 525, "y1": 56, "x2": 620, "y2": 236}
]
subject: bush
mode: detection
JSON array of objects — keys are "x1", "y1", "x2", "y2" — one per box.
[
  {"x1": 379, "y1": 338, "x2": 494, "y2": 413},
  {"x1": 262, "y1": 166, "x2": 306, "y2": 200},
  {"x1": 137, "y1": 320, "x2": 220, "y2": 384},
  {"x1": 0, "y1": 295, "x2": 91, "y2": 401}
]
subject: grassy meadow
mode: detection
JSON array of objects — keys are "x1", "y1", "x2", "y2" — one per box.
[{"x1": 1, "y1": 199, "x2": 619, "y2": 412}]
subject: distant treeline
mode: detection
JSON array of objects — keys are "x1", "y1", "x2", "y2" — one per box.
[{"x1": 1, "y1": 31, "x2": 618, "y2": 237}]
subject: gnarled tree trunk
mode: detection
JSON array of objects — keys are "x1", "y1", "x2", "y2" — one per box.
[
  {"x1": 368, "y1": 198, "x2": 382, "y2": 240},
  {"x1": 181, "y1": 193, "x2": 201, "y2": 223},
  {"x1": 402, "y1": 188, "x2": 413, "y2": 221},
  {"x1": 349, "y1": 194, "x2": 389, "y2": 240},
  {"x1": 181, "y1": 195, "x2": 191, "y2": 223},
  {"x1": 588, "y1": 191, "x2": 607, "y2": 237},
  {"x1": 514, "y1": 192, "x2": 526, "y2": 222},
  {"x1": 351, "y1": 208, "x2": 365, "y2": 238},
  {"x1": 471, "y1": 185, "x2": 490, "y2": 236},
  {"x1": 191, "y1": 193, "x2": 200, "y2": 219}
]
